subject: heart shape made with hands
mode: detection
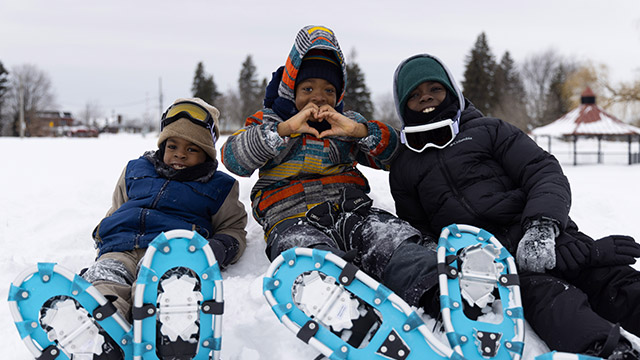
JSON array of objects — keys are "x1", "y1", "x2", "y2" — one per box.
[{"x1": 307, "y1": 119, "x2": 331, "y2": 132}]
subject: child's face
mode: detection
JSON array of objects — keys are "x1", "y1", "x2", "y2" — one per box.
[
  {"x1": 406, "y1": 81, "x2": 447, "y2": 113},
  {"x1": 295, "y1": 78, "x2": 337, "y2": 110},
  {"x1": 163, "y1": 137, "x2": 207, "y2": 170}
]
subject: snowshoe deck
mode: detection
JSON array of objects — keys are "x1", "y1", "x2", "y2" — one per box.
[
  {"x1": 132, "y1": 230, "x2": 223, "y2": 360},
  {"x1": 263, "y1": 247, "x2": 459, "y2": 360},
  {"x1": 8, "y1": 262, "x2": 132, "y2": 359},
  {"x1": 437, "y1": 224, "x2": 525, "y2": 360}
]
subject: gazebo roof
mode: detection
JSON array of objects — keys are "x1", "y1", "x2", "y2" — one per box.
[{"x1": 531, "y1": 88, "x2": 640, "y2": 137}]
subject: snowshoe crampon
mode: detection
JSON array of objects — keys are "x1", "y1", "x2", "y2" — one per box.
[
  {"x1": 438, "y1": 224, "x2": 525, "y2": 360},
  {"x1": 133, "y1": 230, "x2": 223, "y2": 360},
  {"x1": 263, "y1": 247, "x2": 459, "y2": 360},
  {"x1": 8, "y1": 262, "x2": 132, "y2": 359}
]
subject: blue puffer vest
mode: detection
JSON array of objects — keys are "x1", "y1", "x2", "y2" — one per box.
[{"x1": 93, "y1": 157, "x2": 236, "y2": 256}]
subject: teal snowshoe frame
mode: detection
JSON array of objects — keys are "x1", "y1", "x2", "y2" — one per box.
[
  {"x1": 132, "y1": 229, "x2": 223, "y2": 360},
  {"x1": 263, "y1": 247, "x2": 460, "y2": 360},
  {"x1": 437, "y1": 224, "x2": 525, "y2": 360},
  {"x1": 8, "y1": 262, "x2": 133, "y2": 359}
]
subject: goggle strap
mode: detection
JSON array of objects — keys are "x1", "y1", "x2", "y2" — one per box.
[{"x1": 452, "y1": 110, "x2": 461, "y2": 134}]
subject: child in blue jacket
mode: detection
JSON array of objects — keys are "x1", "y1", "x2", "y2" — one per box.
[{"x1": 83, "y1": 97, "x2": 247, "y2": 320}]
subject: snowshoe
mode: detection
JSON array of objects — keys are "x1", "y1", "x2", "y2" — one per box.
[
  {"x1": 535, "y1": 352, "x2": 604, "y2": 360},
  {"x1": 437, "y1": 224, "x2": 525, "y2": 360},
  {"x1": 8, "y1": 262, "x2": 132, "y2": 359},
  {"x1": 263, "y1": 247, "x2": 460, "y2": 360},
  {"x1": 132, "y1": 230, "x2": 223, "y2": 360}
]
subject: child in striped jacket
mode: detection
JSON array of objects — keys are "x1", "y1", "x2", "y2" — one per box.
[{"x1": 221, "y1": 26, "x2": 440, "y2": 308}]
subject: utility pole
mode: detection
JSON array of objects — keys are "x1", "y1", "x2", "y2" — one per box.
[
  {"x1": 158, "y1": 77, "x2": 163, "y2": 133},
  {"x1": 159, "y1": 77, "x2": 163, "y2": 114}
]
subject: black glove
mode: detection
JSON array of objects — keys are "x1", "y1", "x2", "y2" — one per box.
[
  {"x1": 339, "y1": 188, "x2": 373, "y2": 216},
  {"x1": 555, "y1": 238, "x2": 590, "y2": 273},
  {"x1": 208, "y1": 234, "x2": 240, "y2": 268},
  {"x1": 591, "y1": 235, "x2": 640, "y2": 265},
  {"x1": 516, "y1": 219, "x2": 558, "y2": 272},
  {"x1": 306, "y1": 201, "x2": 340, "y2": 230},
  {"x1": 556, "y1": 235, "x2": 640, "y2": 273}
]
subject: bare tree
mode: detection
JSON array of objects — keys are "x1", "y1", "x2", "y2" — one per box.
[
  {"x1": 373, "y1": 92, "x2": 401, "y2": 129},
  {"x1": 562, "y1": 62, "x2": 640, "y2": 123},
  {"x1": 216, "y1": 89, "x2": 245, "y2": 134},
  {"x1": 3, "y1": 64, "x2": 56, "y2": 136},
  {"x1": 520, "y1": 49, "x2": 577, "y2": 127},
  {"x1": 78, "y1": 100, "x2": 103, "y2": 127}
]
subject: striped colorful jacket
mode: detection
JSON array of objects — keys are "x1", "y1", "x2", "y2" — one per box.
[{"x1": 221, "y1": 25, "x2": 399, "y2": 233}]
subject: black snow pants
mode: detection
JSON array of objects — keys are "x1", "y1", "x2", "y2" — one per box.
[
  {"x1": 265, "y1": 200, "x2": 440, "y2": 307},
  {"x1": 520, "y1": 264, "x2": 640, "y2": 355}
]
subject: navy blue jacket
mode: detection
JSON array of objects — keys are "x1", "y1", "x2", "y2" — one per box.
[{"x1": 93, "y1": 157, "x2": 236, "y2": 255}]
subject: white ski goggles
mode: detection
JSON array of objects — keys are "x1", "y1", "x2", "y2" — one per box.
[{"x1": 400, "y1": 118, "x2": 460, "y2": 152}]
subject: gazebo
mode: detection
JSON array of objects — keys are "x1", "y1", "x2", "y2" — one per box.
[{"x1": 531, "y1": 88, "x2": 640, "y2": 165}]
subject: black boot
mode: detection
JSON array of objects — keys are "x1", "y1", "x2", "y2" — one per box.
[
  {"x1": 585, "y1": 325, "x2": 639, "y2": 360},
  {"x1": 608, "y1": 338, "x2": 639, "y2": 360}
]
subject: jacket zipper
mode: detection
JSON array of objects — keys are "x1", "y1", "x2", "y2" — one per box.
[{"x1": 135, "y1": 179, "x2": 170, "y2": 249}]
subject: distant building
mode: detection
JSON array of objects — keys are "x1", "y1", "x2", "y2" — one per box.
[
  {"x1": 29, "y1": 111, "x2": 99, "y2": 137},
  {"x1": 28, "y1": 111, "x2": 74, "y2": 137},
  {"x1": 531, "y1": 88, "x2": 640, "y2": 165}
]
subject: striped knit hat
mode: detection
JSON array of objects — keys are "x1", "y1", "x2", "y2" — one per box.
[{"x1": 279, "y1": 25, "x2": 347, "y2": 108}]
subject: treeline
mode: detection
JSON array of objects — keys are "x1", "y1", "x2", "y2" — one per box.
[
  {"x1": 192, "y1": 50, "x2": 375, "y2": 134},
  {"x1": 1, "y1": 32, "x2": 639, "y2": 136}
]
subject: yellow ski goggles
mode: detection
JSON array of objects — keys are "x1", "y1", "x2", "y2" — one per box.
[{"x1": 161, "y1": 101, "x2": 217, "y2": 142}]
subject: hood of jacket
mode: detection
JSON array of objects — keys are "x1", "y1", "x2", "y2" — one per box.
[
  {"x1": 392, "y1": 53, "x2": 466, "y2": 127},
  {"x1": 264, "y1": 25, "x2": 347, "y2": 120}
]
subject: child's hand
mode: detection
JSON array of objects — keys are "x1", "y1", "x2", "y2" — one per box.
[
  {"x1": 277, "y1": 103, "x2": 322, "y2": 137},
  {"x1": 316, "y1": 105, "x2": 368, "y2": 138}
]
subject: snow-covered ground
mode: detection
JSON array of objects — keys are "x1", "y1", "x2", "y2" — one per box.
[{"x1": 1, "y1": 133, "x2": 638, "y2": 359}]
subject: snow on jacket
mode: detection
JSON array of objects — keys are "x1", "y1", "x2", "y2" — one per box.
[
  {"x1": 221, "y1": 25, "x2": 399, "y2": 232},
  {"x1": 93, "y1": 154, "x2": 247, "y2": 260},
  {"x1": 389, "y1": 55, "x2": 572, "y2": 254}
]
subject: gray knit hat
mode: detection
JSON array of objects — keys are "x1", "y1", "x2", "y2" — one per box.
[{"x1": 157, "y1": 97, "x2": 220, "y2": 161}]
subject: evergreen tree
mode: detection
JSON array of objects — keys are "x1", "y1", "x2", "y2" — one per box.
[
  {"x1": 238, "y1": 55, "x2": 262, "y2": 121},
  {"x1": 493, "y1": 51, "x2": 530, "y2": 130},
  {"x1": 343, "y1": 49, "x2": 374, "y2": 120},
  {"x1": 462, "y1": 32, "x2": 498, "y2": 116},
  {"x1": 0, "y1": 61, "x2": 8, "y2": 100},
  {"x1": 0, "y1": 61, "x2": 8, "y2": 134},
  {"x1": 191, "y1": 62, "x2": 220, "y2": 105},
  {"x1": 542, "y1": 64, "x2": 573, "y2": 125}
]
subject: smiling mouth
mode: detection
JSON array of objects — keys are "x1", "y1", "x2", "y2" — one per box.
[
  {"x1": 422, "y1": 107, "x2": 435, "y2": 114},
  {"x1": 171, "y1": 164, "x2": 187, "y2": 170}
]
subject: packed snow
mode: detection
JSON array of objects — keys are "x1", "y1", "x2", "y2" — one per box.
[{"x1": 1, "y1": 133, "x2": 639, "y2": 359}]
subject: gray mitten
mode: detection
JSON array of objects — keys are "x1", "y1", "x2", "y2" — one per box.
[{"x1": 516, "y1": 219, "x2": 558, "y2": 272}]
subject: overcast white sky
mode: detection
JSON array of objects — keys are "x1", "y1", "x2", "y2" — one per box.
[{"x1": 2, "y1": 0, "x2": 639, "y2": 122}]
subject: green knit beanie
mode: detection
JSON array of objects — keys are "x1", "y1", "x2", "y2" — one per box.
[{"x1": 397, "y1": 57, "x2": 457, "y2": 112}]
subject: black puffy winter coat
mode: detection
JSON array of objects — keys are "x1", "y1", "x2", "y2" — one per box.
[{"x1": 390, "y1": 102, "x2": 573, "y2": 254}]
